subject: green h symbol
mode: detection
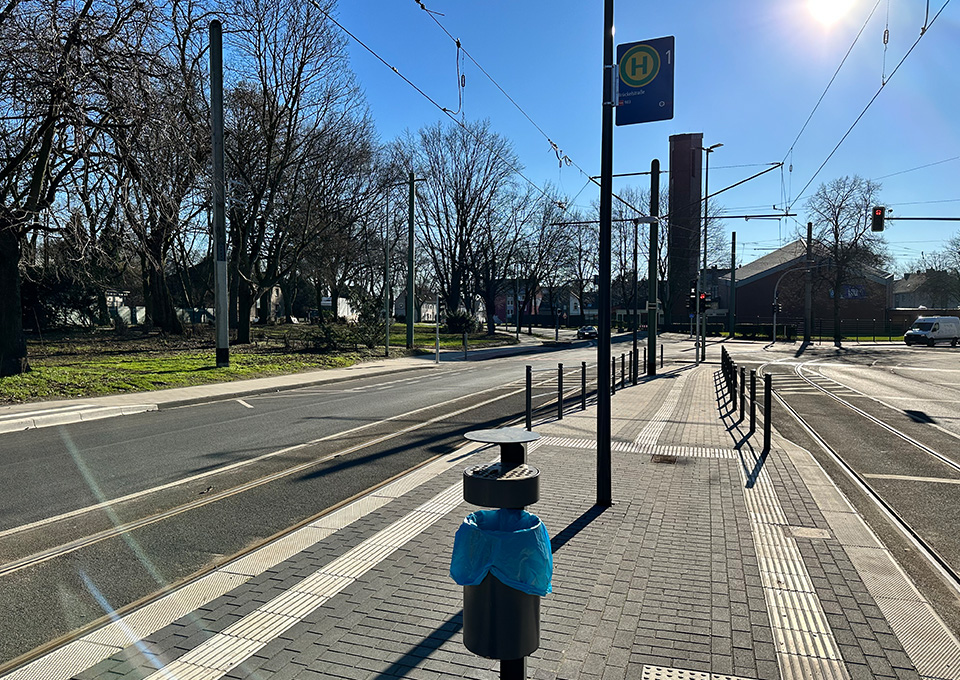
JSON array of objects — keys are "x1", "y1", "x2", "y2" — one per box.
[{"x1": 630, "y1": 55, "x2": 649, "y2": 78}]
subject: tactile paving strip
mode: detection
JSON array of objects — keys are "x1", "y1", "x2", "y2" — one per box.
[
  {"x1": 641, "y1": 665, "x2": 757, "y2": 680},
  {"x1": 538, "y1": 435, "x2": 735, "y2": 459}
]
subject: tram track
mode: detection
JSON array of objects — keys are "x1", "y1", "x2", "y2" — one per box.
[{"x1": 757, "y1": 359, "x2": 960, "y2": 599}]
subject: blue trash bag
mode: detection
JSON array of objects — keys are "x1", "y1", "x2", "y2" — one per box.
[{"x1": 450, "y1": 508, "x2": 552, "y2": 596}]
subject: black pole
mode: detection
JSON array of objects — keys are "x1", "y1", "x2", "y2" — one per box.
[
  {"x1": 406, "y1": 172, "x2": 416, "y2": 349},
  {"x1": 632, "y1": 218, "x2": 639, "y2": 385},
  {"x1": 647, "y1": 159, "x2": 660, "y2": 377},
  {"x1": 210, "y1": 20, "x2": 229, "y2": 368},
  {"x1": 525, "y1": 365, "x2": 532, "y2": 431},
  {"x1": 558, "y1": 363, "x2": 564, "y2": 420},
  {"x1": 581, "y1": 361, "x2": 587, "y2": 410},
  {"x1": 611, "y1": 357, "x2": 616, "y2": 396},
  {"x1": 502, "y1": 658, "x2": 525, "y2": 680},
  {"x1": 620, "y1": 353, "x2": 625, "y2": 390},
  {"x1": 739, "y1": 366, "x2": 745, "y2": 422},
  {"x1": 749, "y1": 369, "x2": 757, "y2": 435},
  {"x1": 763, "y1": 374, "x2": 772, "y2": 452},
  {"x1": 596, "y1": 0, "x2": 614, "y2": 507}
]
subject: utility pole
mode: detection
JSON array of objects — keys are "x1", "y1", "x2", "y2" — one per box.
[
  {"x1": 647, "y1": 159, "x2": 659, "y2": 377},
  {"x1": 210, "y1": 20, "x2": 229, "y2": 368},
  {"x1": 632, "y1": 218, "x2": 639, "y2": 383},
  {"x1": 805, "y1": 221, "x2": 813, "y2": 343},
  {"x1": 406, "y1": 172, "x2": 416, "y2": 349},
  {"x1": 596, "y1": 0, "x2": 614, "y2": 507},
  {"x1": 729, "y1": 232, "x2": 736, "y2": 337},
  {"x1": 384, "y1": 191, "x2": 391, "y2": 358}
]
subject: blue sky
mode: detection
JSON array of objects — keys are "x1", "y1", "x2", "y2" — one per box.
[{"x1": 334, "y1": 0, "x2": 959, "y2": 273}]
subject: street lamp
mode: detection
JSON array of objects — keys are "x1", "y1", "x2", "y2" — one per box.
[{"x1": 699, "y1": 142, "x2": 722, "y2": 362}]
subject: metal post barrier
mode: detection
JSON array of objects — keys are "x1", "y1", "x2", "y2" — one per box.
[
  {"x1": 660, "y1": 344, "x2": 663, "y2": 368},
  {"x1": 749, "y1": 369, "x2": 757, "y2": 435},
  {"x1": 463, "y1": 331, "x2": 468, "y2": 360},
  {"x1": 731, "y1": 359, "x2": 738, "y2": 411},
  {"x1": 525, "y1": 365, "x2": 532, "y2": 431},
  {"x1": 581, "y1": 361, "x2": 587, "y2": 411},
  {"x1": 612, "y1": 356, "x2": 617, "y2": 395},
  {"x1": 739, "y1": 367, "x2": 745, "y2": 422},
  {"x1": 632, "y1": 348, "x2": 638, "y2": 385},
  {"x1": 763, "y1": 374, "x2": 772, "y2": 451},
  {"x1": 643, "y1": 347, "x2": 647, "y2": 370},
  {"x1": 557, "y1": 363, "x2": 564, "y2": 420},
  {"x1": 620, "y1": 353, "x2": 625, "y2": 390}
]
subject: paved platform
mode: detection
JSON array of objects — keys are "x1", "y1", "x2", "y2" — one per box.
[{"x1": 5, "y1": 361, "x2": 960, "y2": 680}]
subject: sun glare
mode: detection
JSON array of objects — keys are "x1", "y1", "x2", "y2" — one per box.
[{"x1": 808, "y1": 0, "x2": 854, "y2": 25}]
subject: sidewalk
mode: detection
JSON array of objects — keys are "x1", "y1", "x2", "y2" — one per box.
[{"x1": 6, "y1": 362, "x2": 960, "y2": 680}]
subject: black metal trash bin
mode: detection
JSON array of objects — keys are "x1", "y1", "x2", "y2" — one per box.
[{"x1": 464, "y1": 573, "x2": 540, "y2": 660}]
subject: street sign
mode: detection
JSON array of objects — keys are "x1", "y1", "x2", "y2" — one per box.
[{"x1": 616, "y1": 36, "x2": 674, "y2": 125}]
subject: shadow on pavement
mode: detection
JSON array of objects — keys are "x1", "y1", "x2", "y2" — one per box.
[{"x1": 370, "y1": 503, "x2": 609, "y2": 680}]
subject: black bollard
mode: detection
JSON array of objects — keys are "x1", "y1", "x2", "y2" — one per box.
[
  {"x1": 763, "y1": 374, "x2": 772, "y2": 452},
  {"x1": 581, "y1": 361, "x2": 586, "y2": 411},
  {"x1": 557, "y1": 363, "x2": 564, "y2": 420},
  {"x1": 525, "y1": 366, "x2": 532, "y2": 431}
]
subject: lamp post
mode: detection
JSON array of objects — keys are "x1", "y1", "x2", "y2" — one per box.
[{"x1": 699, "y1": 143, "x2": 722, "y2": 362}]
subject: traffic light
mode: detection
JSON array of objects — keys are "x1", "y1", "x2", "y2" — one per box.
[{"x1": 871, "y1": 206, "x2": 885, "y2": 232}]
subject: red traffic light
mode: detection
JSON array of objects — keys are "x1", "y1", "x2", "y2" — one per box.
[
  {"x1": 871, "y1": 206, "x2": 885, "y2": 232},
  {"x1": 699, "y1": 292, "x2": 706, "y2": 300}
]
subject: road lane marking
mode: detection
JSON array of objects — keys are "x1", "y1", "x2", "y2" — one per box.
[
  {"x1": 0, "y1": 379, "x2": 525, "y2": 542},
  {"x1": 0, "y1": 382, "x2": 529, "y2": 575},
  {"x1": 235, "y1": 400, "x2": 253, "y2": 409}
]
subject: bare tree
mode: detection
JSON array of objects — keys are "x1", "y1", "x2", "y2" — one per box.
[
  {"x1": 222, "y1": 0, "x2": 371, "y2": 342},
  {"x1": 0, "y1": 0, "x2": 155, "y2": 375},
  {"x1": 805, "y1": 175, "x2": 888, "y2": 346},
  {"x1": 400, "y1": 119, "x2": 519, "y2": 314}
]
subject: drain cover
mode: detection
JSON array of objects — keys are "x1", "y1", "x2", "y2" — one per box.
[{"x1": 651, "y1": 454, "x2": 678, "y2": 464}]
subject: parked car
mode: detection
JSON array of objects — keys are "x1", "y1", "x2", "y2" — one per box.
[
  {"x1": 903, "y1": 316, "x2": 960, "y2": 346},
  {"x1": 577, "y1": 325, "x2": 598, "y2": 339}
]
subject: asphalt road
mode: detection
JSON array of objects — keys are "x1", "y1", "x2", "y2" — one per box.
[
  {"x1": 0, "y1": 335, "x2": 672, "y2": 667},
  {"x1": 733, "y1": 340, "x2": 960, "y2": 638}
]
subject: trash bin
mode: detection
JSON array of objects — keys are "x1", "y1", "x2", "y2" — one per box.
[
  {"x1": 453, "y1": 428, "x2": 550, "y2": 673},
  {"x1": 451, "y1": 509, "x2": 552, "y2": 659}
]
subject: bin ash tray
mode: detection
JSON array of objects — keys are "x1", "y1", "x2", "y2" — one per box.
[{"x1": 463, "y1": 462, "x2": 539, "y2": 508}]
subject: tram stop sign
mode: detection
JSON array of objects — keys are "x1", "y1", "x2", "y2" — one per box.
[{"x1": 616, "y1": 36, "x2": 674, "y2": 125}]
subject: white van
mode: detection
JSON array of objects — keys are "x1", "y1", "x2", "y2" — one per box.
[{"x1": 903, "y1": 316, "x2": 960, "y2": 347}]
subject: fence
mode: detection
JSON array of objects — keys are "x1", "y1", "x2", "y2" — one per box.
[{"x1": 735, "y1": 317, "x2": 914, "y2": 343}]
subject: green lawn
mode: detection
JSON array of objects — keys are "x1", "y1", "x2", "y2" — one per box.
[{"x1": 0, "y1": 323, "x2": 517, "y2": 404}]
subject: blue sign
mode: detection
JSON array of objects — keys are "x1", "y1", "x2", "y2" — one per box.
[{"x1": 616, "y1": 36, "x2": 674, "y2": 126}]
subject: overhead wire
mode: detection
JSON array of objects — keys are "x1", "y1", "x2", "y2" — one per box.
[
  {"x1": 788, "y1": 0, "x2": 951, "y2": 210},
  {"x1": 310, "y1": 2, "x2": 566, "y2": 210},
  {"x1": 871, "y1": 155, "x2": 960, "y2": 181},
  {"x1": 413, "y1": 1, "x2": 651, "y2": 217},
  {"x1": 780, "y1": 0, "x2": 883, "y2": 167}
]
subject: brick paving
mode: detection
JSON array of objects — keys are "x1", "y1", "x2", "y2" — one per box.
[{"x1": 6, "y1": 360, "x2": 950, "y2": 680}]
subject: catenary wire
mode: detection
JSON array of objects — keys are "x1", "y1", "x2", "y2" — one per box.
[
  {"x1": 788, "y1": 0, "x2": 950, "y2": 210},
  {"x1": 780, "y1": 0, "x2": 882, "y2": 166}
]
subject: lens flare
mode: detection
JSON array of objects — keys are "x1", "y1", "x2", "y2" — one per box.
[{"x1": 808, "y1": 0, "x2": 855, "y2": 25}]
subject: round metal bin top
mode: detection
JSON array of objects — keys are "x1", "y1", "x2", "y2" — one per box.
[
  {"x1": 464, "y1": 462, "x2": 540, "y2": 481},
  {"x1": 464, "y1": 428, "x2": 540, "y2": 445}
]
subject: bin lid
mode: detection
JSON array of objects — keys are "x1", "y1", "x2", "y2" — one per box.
[{"x1": 465, "y1": 428, "x2": 540, "y2": 445}]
